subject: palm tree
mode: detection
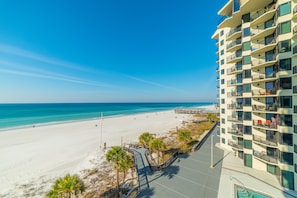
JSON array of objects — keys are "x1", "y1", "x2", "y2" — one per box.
[
  {"x1": 149, "y1": 138, "x2": 166, "y2": 164},
  {"x1": 119, "y1": 154, "x2": 134, "y2": 183},
  {"x1": 178, "y1": 130, "x2": 192, "y2": 147},
  {"x1": 106, "y1": 146, "x2": 127, "y2": 196},
  {"x1": 47, "y1": 174, "x2": 84, "y2": 198},
  {"x1": 138, "y1": 132, "x2": 153, "y2": 149}
]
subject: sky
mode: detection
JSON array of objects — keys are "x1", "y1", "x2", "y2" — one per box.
[{"x1": 0, "y1": 0, "x2": 226, "y2": 103}]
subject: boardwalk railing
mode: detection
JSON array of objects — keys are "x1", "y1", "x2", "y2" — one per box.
[
  {"x1": 192, "y1": 122, "x2": 218, "y2": 152},
  {"x1": 147, "y1": 151, "x2": 179, "y2": 171}
]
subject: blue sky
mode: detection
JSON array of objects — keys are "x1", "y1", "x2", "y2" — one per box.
[{"x1": 0, "y1": 0, "x2": 225, "y2": 103}]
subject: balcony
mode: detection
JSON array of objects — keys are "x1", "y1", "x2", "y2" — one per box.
[
  {"x1": 227, "y1": 64, "x2": 242, "y2": 75},
  {"x1": 227, "y1": 104, "x2": 243, "y2": 110},
  {"x1": 253, "y1": 134, "x2": 277, "y2": 147},
  {"x1": 251, "y1": 25, "x2": 276, "y2": 41},
  {"x1": 227, "y1": 91, "x2": 243, "y2": 97},
  {"x1": 252, "y1": 103, "x2": 277, "y2": 112},
  {"x1": 253, "y1": 150, "x2": 278, "y2": 164},
  {"x1": 251, "y1": 71, "x2": 276, "y2": 83},
  {"x1": 226, "y1": 51, "x2": 242, "y2": 64},
  {"x1": 252, "y1": 88, "x2": 277, "y2": 97},
  {"x1": 251, "y1": 3, "x2": 276, "y2": 26},
  {"x1": 227, "y1": 79, "x2": 243, "y2": 87},
  {"x1": 227, "y1": 116, "x2": 243, "y2": 123},
  {"x1": 226, "y1": 26, "x2": 242, "y2": 41},
  {"x1": 251, "y1": 37, "x2": 276, "y2": 55},
  {"x1": 228, "y1": 140, "x2": 243, "y2": 150},
  {"x1": 216, "y1": 76, "x2": 220, "y2": 81},
  {"x1": 216, "y1": 66, "x2": 220, "y2": 71},
  {"x1": 226, "y1": 39, "x2": 242, "y2": 52},
  {"x1": 253, "y1": 119, "x2": 277, "y2": 130},
  {"x1": 227, "y1": 128, "x2": 243, "y2": 136},
  {"x1": 251, "y1": 54, "x2": 277, "y2": 68}
]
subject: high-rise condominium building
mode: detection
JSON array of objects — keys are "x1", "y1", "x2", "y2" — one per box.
[{"x1": 212, "y1": 0, "x2": 297, "y2": 190}]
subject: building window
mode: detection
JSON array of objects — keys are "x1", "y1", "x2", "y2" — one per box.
[
  {"x1": 242, "y1": 13, "x2": 250, "y2": 23},
  {"x1": 220, "y1": 40, "x2": 224, "y2": 46},
  {"x1": 243, "y1": 69, "x2": 251, "y2": 78},
  {"x1": 243, "y1": 55, "x2": 251, "y2": 65},
  {"x1": 280, "y1": 152, "x2": 293, "y2": 165},
  {"x1": 279, "y1": 21, "x2": 291, "y2": 35},
  {"x1": 221, "y1": 69, "x2": 224, "y2": 75},
  {"x1": 221, "y1": 79, "x2": 225, "y2": 84},
  {"x1": 222, "y1": 118, "x2": 225, "y2": 124},
  {"x1": 243, "y1": 126, "x2": 251, "y2": 135},
  {"x1": 244, "y1": 154, "x2": 252, "y2": 167},
  {"x1": 243, "y1": 112, "x2": 251, "y2": 121},
  {"x1": 294, "y1": 125, "x2": 297, "y2": 134},
  {"x1": 221, "y1": 108, "x2": 225, "y2": 114},
  {"x1": 280, "y1": 77, "x2": 291, "y2": 89},
  {"x1": 278, "y1": 2, "x2": 291, "y2": 16},
  {"x1": 279, "y1": 58, "x2": 291, "y2": 70},
  {"x1": 280, "y1": 133, "x2": 293, "y2": 146},
  {"x1": 243, "y1": 27, "x2": 250, "y2": 37},
  {"x1": 279, "y1": 40, "x2": 291, "y2": 53},
  {"x1": 265, "y1": 50, "x2": 275, "y2": 62},
  {"x1": 243, "y1": 41, "x2": 250, "y2": 51},
  {"x1": 295, "y1": 164, "x2": 297, "y2": 174},
  {"x1": 282, "y1": 170, "x2": 294, "y2": 190},
  {"x1": 280, "y1": 96, "x2": 292, "y2": 108},
  {"x1": 294, "y1": 144, "x2": 297, "y2": 154},
  {"x1": 220, "y1": 50, "x2": 224, "y2": 55},
  {"x1": 233, "y1": 0, "x2": 240, "y2": 12},
  {"x1": 220, "y1": 30, "x2": 224, "y2": 36},
  {"x1": 280, "y1": 114, "x2": 292, "y2": 127},
  {"x1": 267, "y1": 164, "x2": 277, "y2": 175},
  {"x1": 221, "y1": 89, "x2": 225, "y2": 94},
  {"x1": 243, "y1": 98, "x2": 251, "y2": 106},
  {"x1": 244, "y1": 140, "x2": 252, "y2": 149},
  {"x1": 243, "y1": 84, "x2": 251, "y2": 93},
  {"x1": 221, "y1": 98, "x2": 225, "y2": 104},
  {"x1": 222, "y1": 138, "x2": 225, "y2": 144},
  {"x1": 222, "y1": 128, "x2": 225, "y2": 134},
  {"x1": 221, "y1": 59, "x2": 225, "y2": 65},
  {"x1": 265, "y1": 18, "x2": 274, "y2": 29}
]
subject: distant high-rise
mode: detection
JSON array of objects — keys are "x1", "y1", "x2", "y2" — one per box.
[{"x1": 212, "y1": 0, "x2": 296, "y2": 190}]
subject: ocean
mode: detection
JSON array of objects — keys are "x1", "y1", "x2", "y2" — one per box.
[{"x1": 0, "y1": 102, "x2": 213, "y2": 130}]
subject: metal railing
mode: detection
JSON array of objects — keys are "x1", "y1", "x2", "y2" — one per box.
[
  {"x1": 227, "y1": 128, "x2": 243, "y2": 136},
  {"x1": 227, "y1": 26, "x2": 242, "y2": 38},
  {"x1": 227, "y1": 39, "x2": 242, "y2": 50},
  {"x1": 228, "y1": 140, "x2": 243, "y2": 150},
  {"x1": 250, "y1": 3, "x2": 276, "y2": 22},
  {"x1": 253, "y1": 120, "x2": 277, "y2": 129}
]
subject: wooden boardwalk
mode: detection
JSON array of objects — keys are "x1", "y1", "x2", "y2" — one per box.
[{"x1": 174, "y1": 108, "x2": 201, "y2": 114}]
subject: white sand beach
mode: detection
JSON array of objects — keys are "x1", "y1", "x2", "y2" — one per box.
[{"x1": 0, "y1": 108, "x2": 206, "y2": 196}]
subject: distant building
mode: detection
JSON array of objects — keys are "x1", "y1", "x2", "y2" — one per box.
[{"x1": 212, "y1": 0, "x2": 297, "y2": 191}]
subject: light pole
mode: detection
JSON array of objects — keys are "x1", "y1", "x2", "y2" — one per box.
[{"x1": 210, "y1": 134, "x2": 214, "y2": 168}]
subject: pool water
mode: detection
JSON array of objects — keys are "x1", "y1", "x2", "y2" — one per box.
[{"x1": 236, "y1": 185, "x2": 272, "y2": 198}]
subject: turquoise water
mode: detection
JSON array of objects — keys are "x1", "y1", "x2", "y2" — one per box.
[
  {"x1": 0, "y1": 102, "x2": 212, "y2": 130},
  {"x1": 236, "y1": 185, "x2": 272, "y2": 198}
]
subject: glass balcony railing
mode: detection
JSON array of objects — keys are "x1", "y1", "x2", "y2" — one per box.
[
  {"x1": 227, "y1": 91, "x2": 243, "y2": 97},
  {"x1": 227, "y1": 128, "x2": 243, "y2": 136},
  {"x1": 228, "y1": 140, "x2": 243, "y2": 150},
  {"x1": 252, "y1": 54, "x2": 276, "y2": 67},
  {"x1": 227, "y1": 51, "x2": 242, "y2": 63},
  {"x1": 253, "y1": 150, "x2": 278, "y2": 164},
  {"x1": 227, "y1": 64, "x2": 242, "y2": 74},
  {"x1": 252, "y1": 104, "x2": 277, "y2": 112},
  {"x1": 227, "y1": 104, "x2": 243, "y2": 110},
  {"x1": 252, "y1": 88, "x2": 277, "y2": 96},
  {"x1": 251, "y1": 37, "x2": 276, "y2": 51},
  {"x1": 252, "y1": 71, "x2": 276, "y2": 81},
  {"x1": 227, "y1": 39, "x2": 242, "y2": 50},
  {"x1": 227, "y1": 26, "x2": 241, "y2": 38},
  {"x1": 227, "y1": 116, "x2": 243, "y2": 123},
  {"x1": 253, "y1": 119, "x2": 277, "y2": 130},
  {"x1": 250, "y1": 3, "x2": 276, "y2": 22},
  {"x1": 253, "y1": 135, "x2": 277, "y2": 147}
]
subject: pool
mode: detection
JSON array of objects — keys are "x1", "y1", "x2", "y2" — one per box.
[{"x1": 235, "y1": 185, "x2": 273, "y2": 198}]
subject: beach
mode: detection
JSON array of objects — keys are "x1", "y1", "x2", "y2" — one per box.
[{"x1": 0, "y1": 106, "x2": 217, "y2": 197}]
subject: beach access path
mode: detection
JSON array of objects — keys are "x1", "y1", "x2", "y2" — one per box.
[{"x1": 137, "y1": 125, "x2": 223, "y2": 198}]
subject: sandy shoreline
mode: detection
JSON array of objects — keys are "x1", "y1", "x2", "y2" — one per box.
[{"x1": 0, "y1": 105, "x2": 217, "y2": 196}]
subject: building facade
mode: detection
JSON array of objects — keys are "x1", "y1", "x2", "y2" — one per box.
[{"x1": 213, "y1": 0, "x2": 297, "y2": 190}]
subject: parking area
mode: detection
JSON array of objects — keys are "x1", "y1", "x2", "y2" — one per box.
[{"x1": 144, "y1": 126, "x2": 224, "y2": 198}]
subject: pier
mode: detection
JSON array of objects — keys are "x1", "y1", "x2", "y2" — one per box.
[{"x1": 174, "y1": 108, "x2": 201, "y2": 114}]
